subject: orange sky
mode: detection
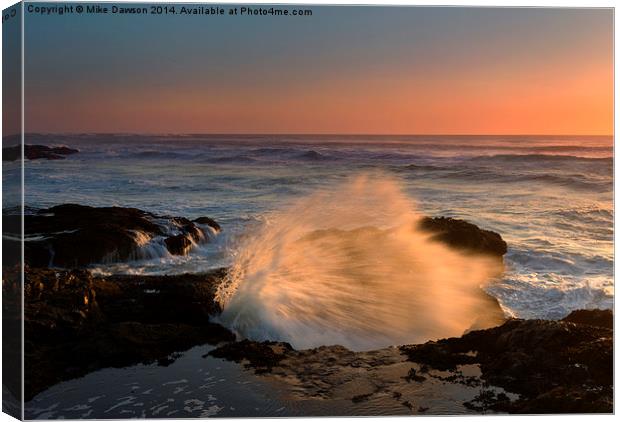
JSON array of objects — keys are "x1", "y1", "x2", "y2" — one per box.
[{"x1": 19, "y1": 7, "x2": 614, "y2": 135}]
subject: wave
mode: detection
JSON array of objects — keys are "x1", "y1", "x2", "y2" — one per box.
[
  {"x1": 551, "y1": 206, "x2": 613, "y2": 224},
  {"x1": 251, "y1": 147, "x2": 336, "y2": 161},
  {"x1": 294, "y1": 150, "x2": 332, "y2": 161},
  {"x1": 468, "y1": 154, "x2": 612, "y2": 163},
  {"x1": 215, "y1": 173, "x2": 503, "y2": 351},
  {"x1": 251, "y1": 147, "x2": 297, "y2": 155},
  {"x1": 398, "y1": 163, "x2": 611, "y2": 192},
  {"x1": 197, "y1": 149, "x2": 337, "y2": 164},
  {"x1": 486, "y1": 272, "x2": 613, "y2": 320},
  {"x1": 510, "y1": 173, "x2": 610, "y2": 191},
  {"x1": 205, "y1": 154, "x2": 260, "y2": 164},
  {"x1": 402, "y1": 163, "x2": 444, "y2": 172},
  {"x1": 128, "y1": 150, "x2": 186, "y2": 159}
]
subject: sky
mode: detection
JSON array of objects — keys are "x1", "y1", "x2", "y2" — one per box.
[{"x1": 17, "y1": 5, "x2": 614, "y2": 135}]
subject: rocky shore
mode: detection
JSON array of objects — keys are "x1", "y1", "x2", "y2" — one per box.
[
  {"x1": 3, "y1": 204, "x2": 220, "y2": 267},
  {"x1": 4, "y1": 267, "x2": 234, "y2": 400},
  {"x1": 400, "y1": 311, "x2": 612, "y2": 413},
  {"x1": 207, "y1": 308, "x2": 612, "y2": 413},
  {"x1": 3, "y1": 204, "x2": 612, "y2": 413}
]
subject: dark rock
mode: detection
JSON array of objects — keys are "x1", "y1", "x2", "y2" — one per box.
[
  {"x1": 418, "y1": 217, "x2": 507, "y2": 257},
  {"x1": 165, "y1": 234, "x2": 193, "y2": 255},
  {"x1": 2, "y1": 266, "x2": 23, "y2": 405},
  {"x1": 21, "y1": 268, "x2": 234, "y2": 400},
  {"x1": 98, "y1": 269, "x2": 228, "y2": 322},
  {"x1": 403, "y1": 368, "x2": 426, "y2": 383},
  {"x1": 201, "y1": 313, "x2": 609, "y2": 414},
  {"x1": 562, "y1": 309, "x2": 612, "y2": 329},
  {"x1": 400, "y1": 311, "x2": 613, "y2": 413},
  {"x1": 3, "y1": 204, "x2": 219, "y2": 267},
  {"x1": 2, "y1": 208, "x2": 21, "y2": 268},
  {"x1": 464, "y1": 389, "x2": 511, "y2": 412},
  {"x1": 193, "y1": 216, "x2": 221, "y2": 232},
  {"x1": 351, "y1": 393, "x2": 373, "y2": 403},
  {"x1": 208, "y1": 339, "x2": 293, "y2": 374},
  {"x1": 502, "y1": 385, "x2": 612, "y2": 414},
  {"x1": 3, "y1": 144, "x2": 79, "y2": 161},
  {"x1": 24, "y1": 269, "x2": 104, "y2": 342}
]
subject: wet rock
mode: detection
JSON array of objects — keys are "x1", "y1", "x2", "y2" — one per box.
[
  {"x1": 208, "y1": 341, "x2": 406, "y2": 402},
  {"x1": 208, "y1": 339, "x2": 293, "y2": 374},
  {"x1": 418, "y1": 217, "x2": 507, "y2": 257},
  {"x1": 3, "y1": 204, "x2": 219, "y2": 267},
  {"x1": 464, "y1": 390, "x2": 511, "y2": 412},
  {"x1": 21, "y1": 268, "x2": 234, "y2": 400},
  {"x1": 98, "y1": 269, "x2": 228, "y2": 322},
  {"x1": 562, "y1": 308, "x2": 612, "y2": 329},
  {"x1": 165, "y1": 234, "x2": 193, "y2": 255},
  {"x1": 3, "y1": 144, "x2": 79, "y2": 161},
  {"x1": 24, "y1": 269, "x2": 104, "y2": 342},
  {"x1": 203, "y1": 311, "x2": 611, "y2": 413},
  {"x1": 403, "y1": 368, "x2": 426, "y2": 383},
  {"x1": 2, "y1": 266, "x2": 24, "y2": 405},
  {"x1": 193, "y1": 216, "x2": 221, "y2": 232},
  {"x1": 400, "y1": 311, "x2": 613, "y2": 413},
  {"x1": 351, "y1": 393, "x2": 373, "y2": 403}
]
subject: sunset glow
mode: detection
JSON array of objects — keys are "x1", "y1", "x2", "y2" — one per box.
[{"x1": 22, "y1": 7, "x2": 613, "y2": 135}]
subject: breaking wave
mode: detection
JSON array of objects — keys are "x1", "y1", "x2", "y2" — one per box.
[{"x1": 215, "y1": 173, "x2": 503, "y2": 351}]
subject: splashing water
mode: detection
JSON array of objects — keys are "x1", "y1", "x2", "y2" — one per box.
[{"x1": 216, "y1": 173, "x2": 504, "y2": 351}]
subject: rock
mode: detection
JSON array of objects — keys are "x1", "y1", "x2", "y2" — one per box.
[
  {"x1": 97, "y1": 269, "x2": 228, "y2": 322},
  {"x1": 3, "y1": 145, "x2": 27, "y2": 161},
  {"x1": 21, "y1": 268, "x2": 234, "y2": 400},
  {"x1": 2, "y1": 266, "x2": 23, "y2": 406},
  {"x1": 400, "y1": 311, "x2": 613, "y2": 413},
  {"x1": 165, "y1": 234, "x2": 193, "y2": 255},
  {"x1": 208, "y1": 339, "x2": 293, "y2": 374},
  {"x1": 21, "y1": 264, "x2": 611, "y2": 414},
  {"x1": 351, "y1": 393, "x2": 373, "y2": 403},
  {"x1": 562, "y1": 309, "x2": 612, "y2": 329},
  {"x1": 3, "y1": 144, "x2": 79, "y2": 161},
  {"x1": 418, "y1": 217, "x2": 507, "y2": 257},
  {"x1": 3, "y1": 204, "x2": 219, "y2": 267},
  {"x1": 193, "y1": 216, "x2": 221, "y2": 232},
  {"x1": 24, "y1": 269, "x2": 104, "y2": 341}
]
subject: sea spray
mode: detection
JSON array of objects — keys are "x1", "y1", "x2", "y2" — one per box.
[{"x1": 215, "y1": 173, "x2": 503, "y2": 350}]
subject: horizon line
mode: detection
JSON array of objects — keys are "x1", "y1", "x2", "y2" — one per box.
[{"x1": 4, "y1": 132, "x2": 614, "y2": 138}]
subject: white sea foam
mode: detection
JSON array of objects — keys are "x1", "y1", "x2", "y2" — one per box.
[
  {"x1": 486, "y1": 272, "x2": 613, "y2": 320},
  {"x1": 215, "y1": 173, "x2": 502, "y2": 351},
  {"x1": 21, "y1": 135, "x2": 610, "y2": 329}
]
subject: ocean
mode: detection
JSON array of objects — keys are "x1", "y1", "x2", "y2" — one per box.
[
  {"x1": 4, "y1": 134, "x2": 613, "y2": 322},
  {"x1": 6, "y1": 133, "x2": 613, "y2": 417}
]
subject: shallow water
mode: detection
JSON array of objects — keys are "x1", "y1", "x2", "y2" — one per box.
[
  {"x1": 25, "y1": 346, "x2": 287, "y2": 419},
  {"x1": 25, "y1": 345, "x2": 507, "y2": 419}
]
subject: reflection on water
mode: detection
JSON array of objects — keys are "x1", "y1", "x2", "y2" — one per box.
[
  {"x1": 26, "y1": 345, "x2": 515, "y2": 419},
  {"x1": 26, "y1": 346, "x2": 286, "y2": 419}
]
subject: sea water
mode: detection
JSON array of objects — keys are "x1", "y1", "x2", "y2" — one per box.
[
  {"x1": 5, "y1": 134, "x2": 611, "y2": 322},
  {"x1": 6, "y1": 134, "x2": 613, "y2": 416}
]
